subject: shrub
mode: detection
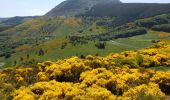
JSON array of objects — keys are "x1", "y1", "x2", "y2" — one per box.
[
  {"x1": 95, "y1": 42, "x2": 106, "y2": 49},
  {"x1": 122, "y1": 83, "x2": 166, "y2": 100}
]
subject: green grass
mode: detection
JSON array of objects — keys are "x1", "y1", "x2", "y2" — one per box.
[
  {"x1": 39, "y1": 31, "x2": 169, "y2": 61},
  {"x1": 52, "y1": 25, "x2": 80, "y2": 37},
  {"x1": 1, "y1": 31, "x2": 163, "y2": 67},
  {"x1": 150, "y1": 66, "x2": 170, "y2": 71},
  {"x1": 40, "y1": 34, "x2": 156, "y2": 61},
  {"x1": 113, "y1": 33, "x2": 157, "y2": 49}
]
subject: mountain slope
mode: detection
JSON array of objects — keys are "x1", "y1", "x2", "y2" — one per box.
[
  {"x1": 0, "y1": 16, "x2": 38, "y2": 26},
  {"x1": 84, "y1": 3, "x2": 170, "y2": 25},
  {"x1": 1, "y1": 13, "x2": 170, "y2": 67},
  {"x1": 0, "y1": 18, "x2": 9, "y2": 23},
  {"x1": 46, "y1": 0, "x2": 121, "y2": 16},
  {"x1": 1, "y1": 0, "x2": 170, "y2": 67},
  {"x1": 0, "y1": 16, "x2": 38, "y2": 32},
  {"x1": 46, "y1": 0, "x2": 170, "y2": 24}
]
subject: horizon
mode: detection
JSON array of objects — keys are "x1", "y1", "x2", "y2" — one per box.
[{"x1": 0, "y1": 0, "x2": 170, "y2": 18}]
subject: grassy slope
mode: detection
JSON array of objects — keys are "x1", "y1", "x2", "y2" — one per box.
[
  {"x1": 4, "y1": 30, "x2": 167, "y2": 67},
  {"x1": 1, "y1": 14, "x2": 170, "y2": 67},
  {"x1": 40, "y1": 30, "x2": 160, "y2": 60}
]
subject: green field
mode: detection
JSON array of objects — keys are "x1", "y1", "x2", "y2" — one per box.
[{"x1": 3, "y1": 30, "x2": 166, "y2": 67}]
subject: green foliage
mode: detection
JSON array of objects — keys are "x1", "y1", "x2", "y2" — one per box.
[
  {"x1": 68, "y1": 27, "x2": 147, "y2": 45},
  {"x1": 38, "y1": 49, "x2": 45, "y2": 56},
  {"x1": 95, "y1": 41, "x2": 106, "y2": 49},
  {"x1": 152, "y1": 24, "x2": 170, "y2": 32},
  {"x1": 136, "y1": 15, "x2": 169, "y2": 28}
]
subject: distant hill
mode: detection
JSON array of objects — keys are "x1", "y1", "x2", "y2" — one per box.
[
  {"x1": 0, "y1": 18, "x2": 9, "y2": 23},
  {"x1": 0, "y1": 16, "x2": 38, "y2": 26},
  {"x1": 84, "y1": 3, "x2": 170, "y2": 25},
  {"x1": 0, "y1": 16, "x2": 38, "y2": 32},
  {"x1": 46, "y1": 0, "x2": 121, "y2": 16},
  {"x1": 46, "y1": 0, "x2": 170, "y2": 25}
]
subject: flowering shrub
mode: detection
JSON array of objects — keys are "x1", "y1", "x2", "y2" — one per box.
[
  {"x1": 44, "y1": 57, "x2": 91, "y2": 82},
  {"x1": 36, "y1": 72, "x2": 49, "y2": 82},
  {"x1": 12, "y1": 80, "x2": 116, "y2": 100},
  {"x1": 113, "y1": 67, "x2": 153, "y2": 93},
  {"x1": 0, "y1": 41, "x2": 170, "y2": 99},
  {"x1": 12, "y1": 87, "x2": 35, "y2": 100},
  {"x1": 150, "y1": 71, "x2": 170, "y2": 94},
  {"x1": 122, "y1": 83, "x2": 166, "y2": 100},
  {"x1": 80, "y1": 68, "x2": 117, "y2": 94}
]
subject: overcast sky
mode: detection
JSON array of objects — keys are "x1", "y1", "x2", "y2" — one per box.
[{"x1": 0, "y1": 0, "x2": 170, "y2": 18}]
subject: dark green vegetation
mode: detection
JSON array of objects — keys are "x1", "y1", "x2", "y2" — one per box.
[
  {"x1": 1, "y1": 0, "x2": 170, "y2": 67},
  {"x1": 152, "y1": 24, "x2": 170, "y2": 32},
  {"x1": 84, "y1": 3, "x2": 170, "y2": 25}
]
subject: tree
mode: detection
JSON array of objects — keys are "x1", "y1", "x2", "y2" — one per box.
[
  {"x1": 4, "y1": 53, "x2": 11, "y2": 59},
  {"x1": 20, "y1": 57, "x2": 24, "y2": 62},
  {"x1": 27, "y1": 54, "x2": 30, "y2": 59},
  {"x1": 38, "y1": 49, "x2": 45, "y2": 56},
  {"x1": 95, "y1": 42, "x2": 106, "y2": 49}
]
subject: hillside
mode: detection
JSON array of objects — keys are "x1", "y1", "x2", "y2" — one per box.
[
  {"x1": 0, "y1": 16, "x2": 37, "y2": 32},
  {"x1": 1, "y1": 13, "x2": 170, "y2": 67},
  {"x1": 1, "y1": 0, "x2": 170, "y2": 67},
  {"x1": 0, "y1": 41, "x2": 170, "y2": 99},
  {"x1": 0, "y1": 16, "x2": 37, "y2": 26},
  {"x1": 84, "y1": 3, "x2": 170, "y2": 25},
  {"x1": 46, "y1": 0, "x2": 121, "y2": 16},
  {"x1": 0, "y1": 18, "x2": 9, "y2": 23},
  {"x1": 45, "y1": 0, "x2": 170, "y2": 25}
]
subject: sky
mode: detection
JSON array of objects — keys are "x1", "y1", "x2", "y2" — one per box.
[{"x1": 0, "y1": 0, "x2": 170, "y2": 18}]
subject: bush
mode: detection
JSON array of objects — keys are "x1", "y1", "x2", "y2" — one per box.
[
  {"x1": 152, "y1": 24, "x2": 170, "y2": 32},
  {"x1": 122, "y1": 83, "x2": 166, "y2": 100},
  {"x1": 38, "y1": 49, "x2": 45, "y2": 56},
  {"x1": 95, "y1": 42, "x2": 106, "y2": 49},
  {"x1": 150, "y1": 71, "x2": 170, "y2": 94},
  {"x1": 4, "y1": 53, "x2": 11, "y2": 59},
  {"x1": 13, "y1": 80, "x2": 116, "y2": 100}
]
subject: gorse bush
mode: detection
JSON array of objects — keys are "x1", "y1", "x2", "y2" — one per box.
[
  {"x1": 0, "y1": 41, "x2": 170, "y2": 99},
  {"x1": 122, "y1": 83, "x2": 166, "y2": 100}
]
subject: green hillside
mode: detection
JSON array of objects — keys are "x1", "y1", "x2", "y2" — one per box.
[
  {"x1": 1, "y1": 0, "x2": 170, "y2": 67},
  {"x1": 84, "y1": 3, "x2": 170, "y2": 25},
  {"x1": 1, "y1": 13, "x2": 170, "y2": 67},
  {"x1": 0, "y1": 16, "x2": 37, "y2": 26},
  {"x1": 0, "y1": 16, "x2": 38, "y2": 32}
]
